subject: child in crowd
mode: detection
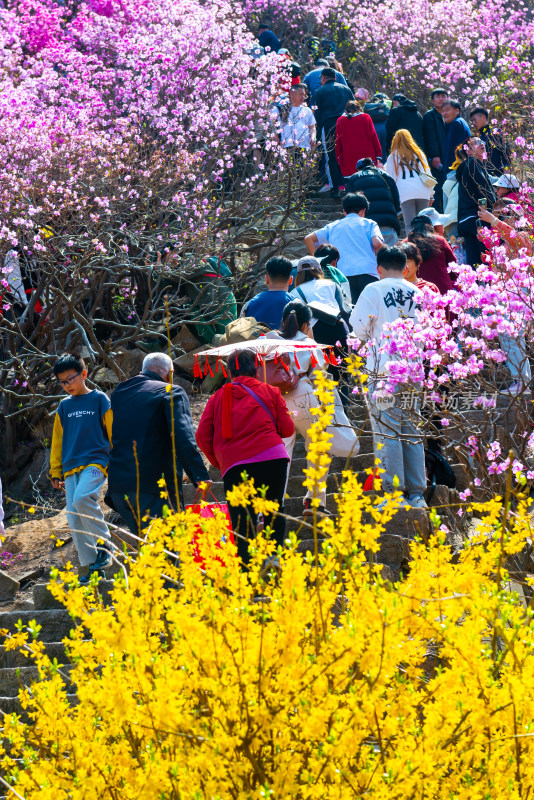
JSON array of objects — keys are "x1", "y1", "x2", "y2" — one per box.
[
  {"x1": 243, "y1": 256, "x2": 293, "y2": 329},
  {"x1": 49, "y1": 353, "x2": 113, "y2": 583},
  {"x1": 350, "y1": 246, "x2": 427, "y2": 508},
  {"x1": 399, "y1": 242, "x2": 439, "y2": 294}
]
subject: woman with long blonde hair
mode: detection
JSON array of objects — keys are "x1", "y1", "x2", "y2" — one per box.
[{"x1": 385, "y1": 128, "x2": 434, "y2": 231}]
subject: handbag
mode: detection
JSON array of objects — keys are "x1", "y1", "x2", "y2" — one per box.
[
  {"x1": 400, "y1": 159, "x2": 438, "y2": 189},
  {"x1": 419, "y1": 171, "x2": 438, "y2": 188},
  {"x1": 187, "y1": 489, "x2": 235, "y2": 568},
  {"x1": 264, "y1": 355, "x2": 300, "y2": 393},
  {"x1": 412, "y1": 162, "x2": 437, "y2": 188}
]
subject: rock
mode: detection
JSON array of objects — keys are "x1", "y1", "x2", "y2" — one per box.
[
  {"x1": 172, "y1": 325, "x2": 202, "y2": 354},
  {"x1": 113, "y1": 348, "x2": 145, "y2": 379},
  {"x1": 0, "y1": 571, "x2": 20, "y2": 602},
  {"x1": 201, "y1": 372, "x2": 225, "y2": 394},
  {"x1": 452, "y1": 462, "x2": 469, "y2": 492},
  {"x1": 174, "y1": 344, "x2": 210, "y2": 377},
  {"x1": 383, "y1": 508, "x2": 431, "y2": 539},
  {"x1": 2, "y1": 510, "x2": 71, "y2": 555},
  {"x1": 5, "y1": 449, "x2": 51, "y2": 500},
  {"x1": 33, "y1": 580, "x2": 115, "y2": 611},
  {"x1": 0, "y1": 610, "x2": 76, "y2": 641},
  {"x1": 16, "y1": 568, "x2": 44, "y2": 587},
  {"x1": 175, "y1": 376, "x2": 193, "y2": 395},
  {"x1": 375, "y1": 533, "x2": 411, "y2": 566},
  {"x1": 93, "y1": 366, "x2": 119, "y2": 385}
]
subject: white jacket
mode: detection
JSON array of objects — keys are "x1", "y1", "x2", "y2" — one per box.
[
  {"x1": 349, "y1": 277, "x2": 423, "y2": 376},
  {"x1": 385, "y1": 154, "x2": 433, "y2": 204}
]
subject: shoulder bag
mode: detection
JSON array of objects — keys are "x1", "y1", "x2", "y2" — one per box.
[
  {"x1": 263, "y1": 353, "x2": 300, "y2": 393},
  {"x1": 296, "y1": 286, "x2": 342, "y2": 327}
]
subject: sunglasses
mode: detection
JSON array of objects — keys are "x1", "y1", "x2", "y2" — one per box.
[{"x1": 57, "y1": 370, "x2": 82, "y2": 387}]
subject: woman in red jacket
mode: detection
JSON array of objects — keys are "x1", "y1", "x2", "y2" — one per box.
[
  {"x1": 335, "y1": 100, "x2": 383, "y2": 178},
  {"x1": 196, "y1": 349, "x2": 295, "y2": 564}
]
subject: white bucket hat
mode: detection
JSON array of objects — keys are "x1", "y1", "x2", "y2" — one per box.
[{"x1": 417, "y1": 207, "x2": 450, "y2": 227}]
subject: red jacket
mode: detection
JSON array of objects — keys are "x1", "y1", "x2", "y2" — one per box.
[
  {"x1": 335, "y1": 113, "x2": 383, "y2": 177},
  {"x1": 196, "y1": 376, "x2": 295, "y2": 476}
]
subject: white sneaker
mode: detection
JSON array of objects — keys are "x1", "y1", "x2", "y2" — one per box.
[
  {"x1": 406, "y1": 493, "x2": 428, "y2": 509},
  {"x1": 318, "y1": 183, "x2": 332, "y2": 193}
]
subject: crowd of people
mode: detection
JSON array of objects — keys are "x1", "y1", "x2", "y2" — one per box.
[
  {"x1": 1, "y1": 23, "x2": 532, "y2": 578},
  {"x1": 256, "y1": 23, "x2": 520, "y2": 268}
]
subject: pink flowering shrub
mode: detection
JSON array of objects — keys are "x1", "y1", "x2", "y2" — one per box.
[
  {"x1": 349, "y1": 229, "x2": 534, "y2": 501},
  {"x1": 243, "y1": 0, "x2": 534, "y2": 130}
]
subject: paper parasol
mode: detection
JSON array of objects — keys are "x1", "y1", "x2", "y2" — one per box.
[{"x1": 193, "y1": 337, "x2": 338, "y2": 381}]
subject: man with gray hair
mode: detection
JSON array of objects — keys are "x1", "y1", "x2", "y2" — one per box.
[{"x1": 106, "y1": 352, "x2": 211, "y2": 536}]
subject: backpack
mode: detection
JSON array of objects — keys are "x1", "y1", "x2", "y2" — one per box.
[
  {"x1": 425, "y1": 446, "x2": 456, "y2": 503},
  {"x1": 295, "y1": 284, "x2": 350, "y2": 327},
  {"x1": 364, "y1": 101, "x2": 389, "y2": 124}
]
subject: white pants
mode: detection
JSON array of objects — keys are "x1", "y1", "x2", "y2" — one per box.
[
  {"x1": 65, "y1": 466, "x2": 110, "y2": 566},
  {"x1": 283, "y1": 377, "x2": 359, "y2": 504}
]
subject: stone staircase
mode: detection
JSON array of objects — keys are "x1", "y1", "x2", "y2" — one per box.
[
  {"x1": 0, "y1": 190, "x2": 466, "y2": 752},
  {"x1": 281, "y1": 194, "x2": 344, "y2": 262},
  {"x1": 0, "y1": 376, "x2": 472, "y2": 725},
  {"x1": 0, "y1": 407, "x2": 447, "y2": 720}
]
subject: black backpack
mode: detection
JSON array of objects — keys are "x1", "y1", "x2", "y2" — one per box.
[
  {"x1": 364, "y1": 101, "x2": 389, "y2": 124},
  {"x1": 425, "y1": 446, "x2": 456, "y2": 503}
]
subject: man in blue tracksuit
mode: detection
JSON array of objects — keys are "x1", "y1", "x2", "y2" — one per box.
[{"x1": 313, "y1": 67, "x2": 354, "y2": 198}]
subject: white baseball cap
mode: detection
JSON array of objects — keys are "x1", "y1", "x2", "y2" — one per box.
[{"x1": 494, "y1": 174, "x2": 520, "y2": 189}]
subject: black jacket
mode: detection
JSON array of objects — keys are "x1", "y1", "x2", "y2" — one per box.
[
  {"x1": 345, "y1": 168, "x2": 401, "y2": 233},
  {"x1": 479, "y1": 124, "x2": 510, "y2": 176},
  {"x1": 107, "y1": 371, "x2": 209, "y2": 506},
  {"x1": 422, "y1": 107, "x2": 445, "y2": 162},
  {"x1": 386, "y1": 100, "x2": 424, "y2": 153},
  {"x1": 258, "y1": 29, "x2": 281, "y2": 53},
  {"x1": 457, "y1": 158, "x2": 496, "y2": 222},
  {"x1": 313, "y1": 79, "x2": 354, "y2": 133}
]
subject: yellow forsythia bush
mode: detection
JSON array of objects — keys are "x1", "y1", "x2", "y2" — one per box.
[{"x1": 2, "y1": 372, "x2": 534, "y2": 799}]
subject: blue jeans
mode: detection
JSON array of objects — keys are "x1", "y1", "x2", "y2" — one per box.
[
  {"x1": 367, "y1": 391, "x2": 426, "y2": 494},
  {"x1": 379, "y1": 227, "x2": 399, "y2": 247},
  {"x1": 65, "y1": 467, "x2": 110, "y2": 566},
  {"x1": 374, "y1": 121, "x2": 387, "y2": 160},
  {"x1": 500, "y1": 333, "x2": 532, "y2": 385}
]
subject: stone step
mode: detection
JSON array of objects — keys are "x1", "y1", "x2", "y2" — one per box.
[
  {"x1": 0, "y1": 692, "x2": 78, "y2": 720},
  {"x1": 188, "y1": 457, "x2": 376, "y2": 505},
  {"x1": 0, "y1": 665, "x2": 73, "y2": 697},
  {"x1": 207, "y1": 438, "x2": 375, "y2": 481},
  {"x1": 33, "y1": 580, "x2": 115, "y2": 611},
  {"x1": 294, "y1": 507, "x2": 430, "y2": 577},
  {"x1": 0, "y1": 641, "x2": 67, "y2": 669},
  {"x1": 288, "y1": 452, "x2": 375, "y2": 476},
  {"x1": 0, "y1": 610, "x2": 76, "y2": 642}
]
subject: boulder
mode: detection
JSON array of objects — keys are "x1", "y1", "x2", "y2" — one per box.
[
  {"x1": 0, "y1": 571, "x2": 19, "y2": 602},
  {"x1": 172, "y1": 325, "x2": 202, "y2": 354},
  {"x1": 113, "y1": 348, "x2": 145, "y2": 379},
  {"x1": 5, "y1": 448, "x2": 51, "y2": 500}
]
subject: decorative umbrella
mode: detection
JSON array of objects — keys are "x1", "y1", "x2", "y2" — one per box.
[{"x1": 194, "y1": 337, "x2": 337, "y2": 382}]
